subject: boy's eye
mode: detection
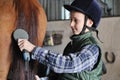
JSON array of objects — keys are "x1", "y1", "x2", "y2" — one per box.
[
  {"x1": 74, "y1": 19, "x2": 77, "y2": 22},
  {"x1": 74, "y1": 19, "x2": 78, "y2": 23}
]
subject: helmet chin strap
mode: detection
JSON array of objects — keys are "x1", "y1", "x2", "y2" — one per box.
[
  {"x1": 80, "y1": 15, "x2": 103, "y2": 43},
  {"x1": 80, "y1": 15, "x2": 88, "y2": 35}
]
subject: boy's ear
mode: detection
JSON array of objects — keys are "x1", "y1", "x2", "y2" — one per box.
[{"x1": 86, "y1": 19, "x2": 93, "y2": 27}]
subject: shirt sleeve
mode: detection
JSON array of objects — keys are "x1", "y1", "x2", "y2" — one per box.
[{"x1": 31, "y1": 44, "x2": 99, "y2": 73}]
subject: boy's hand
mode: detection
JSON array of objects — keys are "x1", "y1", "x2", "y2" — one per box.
[
  {"x1": 35, "y1": 75, "x2": 40, "y2": 80},
  {"x1": 18, "y1": 39, "x2": 35, "y2": 52}
]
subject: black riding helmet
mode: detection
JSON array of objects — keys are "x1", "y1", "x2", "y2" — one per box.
[{"x1": 64, "y1": 0, "x2": 102, "y2": 28}]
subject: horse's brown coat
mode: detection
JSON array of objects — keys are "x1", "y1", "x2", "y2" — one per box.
[{"x1": 0, "y1": 0, "x2": 47, "y2": 80}]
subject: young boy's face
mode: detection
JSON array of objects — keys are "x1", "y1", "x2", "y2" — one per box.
[
  {"x1": 70, "y1": 11, "x2": 93, "y2": 35},
  {"x1": 70, "y1": 11, "x2": 85, "y2": 35}
]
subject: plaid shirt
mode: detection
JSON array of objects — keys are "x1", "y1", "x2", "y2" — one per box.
[{"x1": 32, "y1": 44, "x2": 99, "y2": 73}]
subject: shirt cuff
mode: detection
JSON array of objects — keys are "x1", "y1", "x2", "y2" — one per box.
[
  {"x1": 40, "y1": 77, "x2": 48, "y2": 80},
  {"x1": 31, "y1": 46, "x2": 41, "y2": 60}
]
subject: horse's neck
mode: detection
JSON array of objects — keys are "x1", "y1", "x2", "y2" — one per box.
[
  {"x1": 0, "y1": 0, "x2": 16, "y2": 80},
  {"x1": 0, "y1": 0, "x2": 16, "y2": 29},
  {"x1": 0, "y1": 0, "x2": 12, "y2": 7},
  {"x1": 0, "y1": 0, "x2": 14, "y2": 16}
]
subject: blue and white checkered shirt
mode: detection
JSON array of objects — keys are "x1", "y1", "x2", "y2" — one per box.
[{"x1": 32, "y1": 44, "x2": 99, "y2": 73}]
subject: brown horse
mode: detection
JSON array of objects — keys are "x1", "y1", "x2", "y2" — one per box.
[{"x1": 0, "y1": 0, "x2": 47, "y2": 80}]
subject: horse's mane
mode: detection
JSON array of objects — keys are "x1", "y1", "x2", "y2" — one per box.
[
  {"x1": 8, "y1": 0, "x2": 42, "y2": 80},
  {"x1": 13, "y1": 0, "x2": 39, "y2": 44}
]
